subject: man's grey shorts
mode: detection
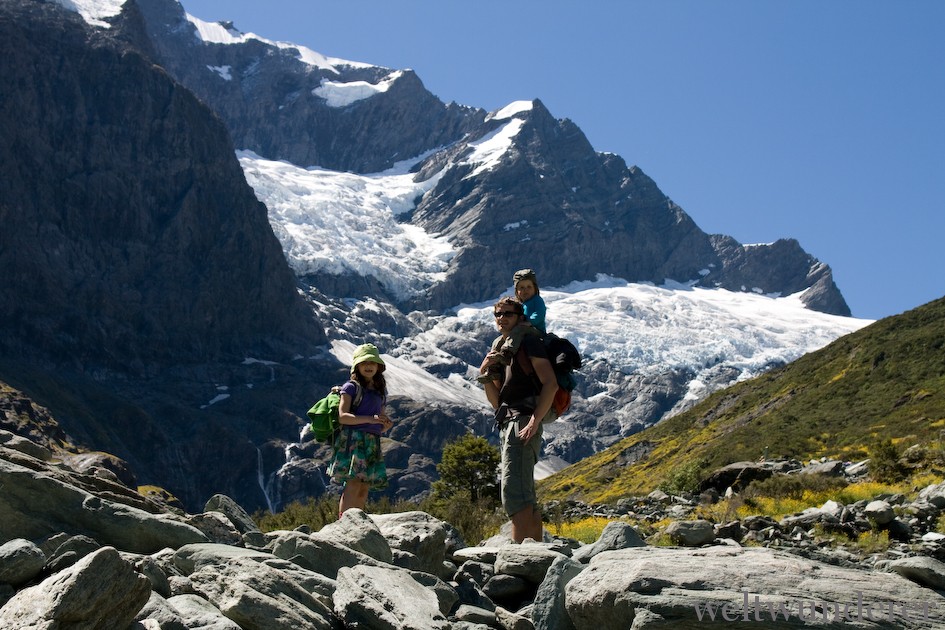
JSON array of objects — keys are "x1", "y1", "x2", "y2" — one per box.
[{"x1": 500, "y1": 409, "x2": 543, "y2": 517}]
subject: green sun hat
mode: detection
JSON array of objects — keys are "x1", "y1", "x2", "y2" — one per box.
[{"x1": 350, "y1": 343, "x2": 386, "y2": 374}]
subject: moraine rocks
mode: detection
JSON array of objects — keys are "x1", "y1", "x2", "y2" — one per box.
[{"x1": 3, "y1": 438, "x2": 945, "y2": 628}]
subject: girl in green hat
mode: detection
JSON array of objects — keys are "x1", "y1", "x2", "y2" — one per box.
[{"x1": 329, "y1": 343, "x2": 394, "y2": 515}]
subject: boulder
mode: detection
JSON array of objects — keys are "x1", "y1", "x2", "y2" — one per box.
[
  {"x1": 864, "y1": 500, "x2": 896, "y2": 525},
  {"x1": 531, "y1": 555, "x2": 583, "y2": 630},
  {"x1": 371, "y1": 510, "x2": 451, "y2": 576},
  {"x1": 572, "y1": 521, "x2": 646, "y2": 564},
  {"x1": 800, "y1": 459, "x2": 844, "y2": 476},
  {"x1": 204, "y1": 494, "x2": 262, "y2": 535},
  {"x1": 134, "y1": 591, "x2": 188, "y2": 629},
  {"x1": 665, "y1": 519, "x2": 715, "y2": 546},
  {"x1": 315, "y1": 508, "x2": 393, "y2": 563},
  {"x1": 699, "y1": 461, "x2": 773, "y2": 493},
  {"x1": 565, "y1": 546, "x2": 945, "y2": 628},
  {"x1": 495, "y1": 545, "x2": 569, "y2": 584},
  {"x1": 188, "y1": 556, "x2": 335, "y2": 629},
  {"x1": 0, "y1": 457, "x2": 207, "y2": 554},
  {"x1": 165, "y1": 594, "x2": 243, "y2": 630},
  {"x1": 62, "y1": 451, "x2": 139, "y2": 488},
  {"x1": 887, "y1": 556, "x2": 945, "y2": 590},
  {"x1": 918, "y1": 481, "x2": 945, "y2": 509},
  {"x1": 0, "y1": 539, "x2": 46, "y2": 587},
  {"x1": 334, "y1": 564, "x2": 451, "y2": 629},
  {"x1": 0, "y1": 547, "x2": 151, "y2": 628},
  {"x1": 173, "y1": 543, "x2": 277, "y2": 574},
  {"x1": 185, "y1": 511, "x2": 243, "y2": 545},
  {"x1": 0, "y1": 430, "x2": 52, "y2": 461},
  {"x1": 267, "y1": 530, "x2": 387, "y2": 579}
]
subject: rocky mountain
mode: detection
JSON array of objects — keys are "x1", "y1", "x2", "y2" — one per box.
[
  {"x1": 122, "y1": 0, "x2": 850, "y2": 316},
  {"x1": 1, "y1": 0, "x2": 861, "y2": 515}
]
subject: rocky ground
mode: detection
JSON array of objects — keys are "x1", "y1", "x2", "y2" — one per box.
[{"x1": 3, "y1": 431, "x2": 945, "y2": 628}]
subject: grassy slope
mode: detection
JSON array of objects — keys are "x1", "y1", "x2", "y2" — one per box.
[{"x1": 539, "y1": 296, "x2": 945, "y2": 504}]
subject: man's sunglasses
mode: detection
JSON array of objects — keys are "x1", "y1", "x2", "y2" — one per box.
[{"x1": 494, "y1": 310, "x2": 520, "y2": 318}]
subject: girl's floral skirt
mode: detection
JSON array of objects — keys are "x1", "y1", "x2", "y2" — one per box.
[{"x1": 328, "y1": 427, "x2": 388, "y2": 490}]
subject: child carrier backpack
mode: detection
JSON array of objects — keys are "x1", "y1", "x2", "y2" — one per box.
[
  {"x1": 306, "y1": 380, "x2": 363, "y2": 443},
  {"x1": 516, "y1": 333, "x2": 582, "y2": 421}
]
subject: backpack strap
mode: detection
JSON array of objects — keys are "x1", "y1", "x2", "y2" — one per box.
[{"x1": 348, "y1": 379, "x2": 364, "y2": 413}]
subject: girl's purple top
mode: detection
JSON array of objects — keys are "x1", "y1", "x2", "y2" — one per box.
[{"x1": 341, "y1": 380, "x2": 385, "y2": 435}]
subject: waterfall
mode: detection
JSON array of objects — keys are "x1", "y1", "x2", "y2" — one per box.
[
  {"x1": 256, "y1": 423, "x2": 324, "y2": 514},
  {"x1": 255, "y1": 447, "x2": 275, "y2": 514}
]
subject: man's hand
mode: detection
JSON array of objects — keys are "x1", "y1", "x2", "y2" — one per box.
[{"x1": 517, "y1": 417, "x2": 540, "y2": 444}]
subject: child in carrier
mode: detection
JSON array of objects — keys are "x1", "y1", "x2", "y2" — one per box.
[{"x1": 477, "y1": 268, "x2": 547, "y2": 385}]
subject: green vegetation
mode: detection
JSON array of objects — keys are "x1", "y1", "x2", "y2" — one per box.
[
  {"x1": 255, "y1": 495, "x2": 339, "y2": 532},
  {"x1": 658, "y1": 459, "x2": 706, "y2": 495},
  {"x1": 539, "y1": 297, "x2": 945, "y2": 504},
  {"x1": 431, "y1": 434, "x2": 500, "y2": 503},
  {"x1": 255, "y1": 433, "x2": 505, "y2": 544},
  {"x1": 869, "y1": 438, "x2": 907, "y2": 483}
]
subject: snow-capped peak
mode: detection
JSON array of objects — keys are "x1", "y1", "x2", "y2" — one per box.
[{"x1": 488, "y1": 100, "x2": 535, "y2": 121}]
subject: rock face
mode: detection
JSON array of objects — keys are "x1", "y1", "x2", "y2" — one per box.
[
  {"x1": 0, "y1": 0, "x2": 323, "y2": 371},
  {"x1": 0, "y1": 0, "x2": 331, "y2": 513},
  {"x1": 127, "y1": 0, "x2": 484, "y2": 174},
  {"x1": 567, "y1": 546, "x2": 941, "y2": 629}
]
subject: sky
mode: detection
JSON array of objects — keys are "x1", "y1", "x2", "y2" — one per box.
[{"x1": 177, "y1": 0, "x2": 945, "y2": 321}]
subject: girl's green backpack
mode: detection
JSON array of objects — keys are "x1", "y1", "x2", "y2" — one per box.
[{"x1": 306, "y1": 381, "x2": 362, "y2": 443}]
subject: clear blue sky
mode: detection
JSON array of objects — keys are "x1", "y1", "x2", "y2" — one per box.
[{"x1": 180, "y1": 0, "x2": 944, "y2": 321}]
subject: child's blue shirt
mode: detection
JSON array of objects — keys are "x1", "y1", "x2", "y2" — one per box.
[{"x1": 522, "y1": 295, "x2": 547, "y2": 334}]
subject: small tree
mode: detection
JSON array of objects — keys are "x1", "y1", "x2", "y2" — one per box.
[
  {"x1": 870, "y1": 439, "x2": 906, "y2": 483},
  {"x1": 433, "y1": 433, "x2": 500, "y2": 503}
]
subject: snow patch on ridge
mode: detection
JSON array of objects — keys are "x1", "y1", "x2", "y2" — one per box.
[
  {"x1": 463, "y1": 119, "x2": 525, "y2": 178},
  {"x1": 53, "y1": 0, "x2": 125, "y2": 28},
  {"x1": 186, "y1": 14, "x2": 372, "y2": 74},
  {"x1": 314, "y1": 71, "x2": 405, "y2": 107}
]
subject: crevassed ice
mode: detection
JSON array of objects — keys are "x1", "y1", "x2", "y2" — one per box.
[{"x1": 238, "y1": 151, "x2": 453, "y2": 302}]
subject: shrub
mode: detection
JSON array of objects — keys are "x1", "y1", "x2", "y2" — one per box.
[
  {"x1": 869, "y1": 439, "x2": 907, "y2": 483},
  {"x1": 419, "y1": 493, "x2": 505, "y2": 545},
  {"x1": 658, "y1": 459, "x2": 705, "y2": 495},
  {"x1": 254, "y1": 495, "x2": 338, "y2": 532}
]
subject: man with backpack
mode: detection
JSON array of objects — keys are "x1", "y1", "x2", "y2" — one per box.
[{"x1": 479, "y1": 296, "x2": 559, "y2": 543}]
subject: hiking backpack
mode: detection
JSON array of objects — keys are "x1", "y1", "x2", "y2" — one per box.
[
  {"x1": 306, "y1": 380, "x2": 362, "y2": 443},
  {"x1": 516, "y1": 332, "x2": 582, "y2": 421}
]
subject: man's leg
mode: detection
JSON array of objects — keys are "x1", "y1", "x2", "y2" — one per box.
[
  {"x1": 501, "y1": 412, "x2": 543, "y2": 542},
  {"x1": 511, "y1": 504, "x2": 543, "y2": 543}
]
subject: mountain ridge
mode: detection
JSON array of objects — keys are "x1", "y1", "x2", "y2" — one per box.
[{"x1": 123, "y1": 2, "x2": 851, "y2": 316}]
